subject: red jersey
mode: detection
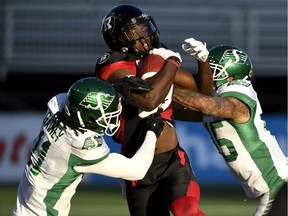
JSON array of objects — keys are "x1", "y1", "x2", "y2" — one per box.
[{"x1": 95, "y1": 51, "x2": 174, "y2": 157}]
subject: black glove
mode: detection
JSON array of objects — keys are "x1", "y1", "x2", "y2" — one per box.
[
  {"x1": 113, "y1": 76, "x2": 151, "y2": 93},
  {"x1": 112, "y1": 76, "x2": 151, "y2": 107},
  {"x1": 145, "y1": 111, "x2": 164, "y2": 138}
]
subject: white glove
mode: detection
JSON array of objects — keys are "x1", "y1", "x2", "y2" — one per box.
[
  {"x1": 149, "y1": 48, "x2": 182, "y2": 64},
  {"x1": 182, "y1": 38, "x2": 209, "y2": 62}
]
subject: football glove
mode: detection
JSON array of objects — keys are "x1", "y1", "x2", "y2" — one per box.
[
  {"x1": 112, "y1": 76, "x2": 151, "y2": 107},
  {"x1": 182, "y1": 38, "x2": 209, "y2": 62},
  {"x1": 149, "y1": 48, "x2": 182, "y2": 67},
  {"x1": 145, "y1": 111, "x2": 164, "y2": 138}
]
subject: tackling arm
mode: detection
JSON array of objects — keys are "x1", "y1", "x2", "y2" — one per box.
[
  {"x1": 194, "y1": 60, "x2": 213, "y2": 95},
  {"x1": 173, "y1": 87, "x2": 250, "y2": 123},
  {"x1": 74, "y1": 131, "x2": 157, "y2": 180},
  {"x1": 179, "y1": 38, "x2": 213, "y2": 95}
]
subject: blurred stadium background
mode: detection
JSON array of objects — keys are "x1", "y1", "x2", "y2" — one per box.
[{"x1": 0, "y1": 0, "x2": 286, "y2": 215}]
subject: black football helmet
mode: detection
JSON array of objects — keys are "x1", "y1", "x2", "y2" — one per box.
[
  {"x1": 64, "y1": 77, "x2": 122, "y2": 136},
  {"x1": 101, "y1": 4, "x2": 160, "y2": 55},
  {"x1": 209, "y1": 44, "x2": 253, "y2": 88}
]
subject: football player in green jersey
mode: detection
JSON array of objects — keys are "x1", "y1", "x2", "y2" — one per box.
[
  {"x1": 13, "y1": 77, "x2": 164, "y2": 216},
  {"x1": 173, "y1": 44, "x2": 288, "y2": 216}
]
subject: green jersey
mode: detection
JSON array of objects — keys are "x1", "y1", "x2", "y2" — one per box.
[{"x1": 203, "y1": 80, "x2": 287, "y2": 215}]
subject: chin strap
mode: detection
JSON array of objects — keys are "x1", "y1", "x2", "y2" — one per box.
[{"x1": 242, "y1": 75, "x2": 249, "y2": 80}]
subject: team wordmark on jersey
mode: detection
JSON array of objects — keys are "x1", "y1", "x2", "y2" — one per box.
[{"x1": 43, "y1": 111, "x2": 64, "y2": 142}]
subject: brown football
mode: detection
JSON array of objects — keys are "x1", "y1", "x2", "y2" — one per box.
[{"x1": 138, "y1": 54, "x2": 165, "y2": 79}]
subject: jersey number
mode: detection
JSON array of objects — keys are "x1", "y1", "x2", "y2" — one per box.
[
  {"x1": 28, "y1": 131, "x2": 51, "y2": 176},
  {"x1": 205, "y1": 122, "x2": 238, "y2": 162}
]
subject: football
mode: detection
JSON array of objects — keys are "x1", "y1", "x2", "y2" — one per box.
[
  {"x1": 138, "y1": 53, "x2": 169, "y2": 119},
  {"x1": 138, "y1": 54, "x2": 165, "y2": 80}
]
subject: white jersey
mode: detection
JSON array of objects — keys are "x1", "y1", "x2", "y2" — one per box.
[
  {"x1": 13, "y1": 93, "x2": 111, "y2": 216},
  {"x1": 203, "y1": 80, "x2": 287, "y2": 201},
  {"x1": 13, "y1": 93, "x2": 157, "y2": 216}
]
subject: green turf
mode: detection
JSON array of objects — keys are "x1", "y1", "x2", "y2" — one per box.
[{"x1": 1, "y1": 185, "x2": 258, "y2": 216}]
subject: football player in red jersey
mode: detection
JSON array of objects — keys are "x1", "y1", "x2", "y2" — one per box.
[{"x1": 93, "y1": 4, "x2": 213, "y2": 216}]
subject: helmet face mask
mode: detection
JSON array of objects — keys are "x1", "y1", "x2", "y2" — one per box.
[
  {"x1": 64, "y1": 77, "x2": 122, "y2": 136},
  {"x1": 121, "y1": 16, "x2": 158, "y2": 54},
  {"x1": 101, "y1": 4, "x2": 160, "y2": 55},
  {"x1": 94, "y1": 100, "x2": 122, "y2": 136},
  {"x1": 210, "y1": 61, "x2": 230, "y2": 81},
  {"x1": 209, "y1": 44, "x2": 253, "y2": 88}
]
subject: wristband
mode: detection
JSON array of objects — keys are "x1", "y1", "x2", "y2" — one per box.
[{"x1": 166, "y1": 56, "x2": 181, "y2": 67}]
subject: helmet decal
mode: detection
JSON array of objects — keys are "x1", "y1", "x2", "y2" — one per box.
[
  {"x1": 102, "y1": 16, "x2": 114, "y2": 32},
  {"x1": 220, "y1": 49, "x2": 248, "y2": 65},
  {"x1": 77, "y1": 111, "x2": 85, "y2": 128},
  {"x1": 79, "y1": 92, "x2": 115, "y2": 111}
]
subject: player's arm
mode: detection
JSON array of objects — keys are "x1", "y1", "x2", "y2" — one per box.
[
  {"x1": 174, "y1": 38, "x2": 213, "y2": 96},
  {"x1": 194, "y1": 60, "x2": 214, "y2": 95},
  {"x1": 74, "y1": 112, "x2": 164, "y2": 180},
  {"x1": 172, "y1": 38, "x2": 213, "y2": 121},
  {"x1": 74, "y1": 131, "x2": 156, "y2": 180},
  {"x1": 110, "y1": 49, "x2": 181, "y2": 111},
  {"x1": 173, "y1": 87, "x2": 250, "y2": 123},
  {"x1": 174, "y1": 68, "x2": 197, "y2": 91}
]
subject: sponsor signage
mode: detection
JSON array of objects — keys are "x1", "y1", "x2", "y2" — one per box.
[{"x1": 0, "y1": 113, "x2": 286, "y2": 185}]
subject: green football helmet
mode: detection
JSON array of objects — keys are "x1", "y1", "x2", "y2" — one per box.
[
  {"x1": 209, "y1": 44, "x2": 253, "y2": 88},
  {"x1": 64, "y1": 77, "x2": 122, "y2": 136}
]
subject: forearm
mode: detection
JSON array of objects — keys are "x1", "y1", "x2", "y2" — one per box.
[
  {"x1": 173, "y1": 88, "x2": 239, "y2": 118},
  {"x1": 74, "y1": 131, "x2": 157, "y2": 180},
  {"x1": 194, "y1": 60, "x2": 213, "y2": 95},
  {"x1": 132, "y1": 62, "x2": 177, "y2": 111},
  {"x1": 119, "y1": 130, "x2": 157, "y2": 180}
]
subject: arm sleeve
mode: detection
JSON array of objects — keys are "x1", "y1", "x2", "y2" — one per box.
[{"x1": 74, "y1": 131, "x2": 157, "y2": 180}]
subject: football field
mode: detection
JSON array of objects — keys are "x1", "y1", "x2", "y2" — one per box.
[{"x1": 1, "y1": 185, "x2": 258, "y2": 216}]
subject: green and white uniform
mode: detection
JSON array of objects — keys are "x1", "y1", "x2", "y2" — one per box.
[
  {"x1": 13, "y1": 93, "x2": 157, "y2": 216},
  {"x1": 203, "y1": 80, "x2": 288, "y2": 216}
]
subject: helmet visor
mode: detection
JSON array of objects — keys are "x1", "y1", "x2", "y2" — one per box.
[{"x1": 122, "y1": 15, "x2": 158, "y2": 54}]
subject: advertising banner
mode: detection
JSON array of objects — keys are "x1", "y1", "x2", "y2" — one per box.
[{"x1": 0, "y1": 113, "x2": 286, "y2": 185}]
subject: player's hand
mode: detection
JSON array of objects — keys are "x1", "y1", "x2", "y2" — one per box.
[
  {"x1": 145, "y1": 111, "x2": 164, "y2": 138},
  {"x1": 113, "y1": 75, "x2": 151, "y2": 94},
  {"x1": 182, "y1": 38, "x2": 209, "y2": 62},
  {"x1": 113, "y1": 76, "x2": 151, "y2": 107},
  {"x1": 149, "y1": 48, "x2": 182, "y2": 67}
]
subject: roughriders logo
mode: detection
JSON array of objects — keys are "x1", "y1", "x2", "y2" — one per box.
[
  {"x1": 80, "y1": 92, "x2": 114, "y2": 111},
  {"x1": 220, "y1": 49, "x2": 248, "y2": 64},
  {"x1": 83, "y1": 136, "x2": 103, "y2": 150}
]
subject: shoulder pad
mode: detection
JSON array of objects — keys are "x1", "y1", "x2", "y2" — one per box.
[{"x1": 95, "y1": 51, "x2": 140, "y2": 73}]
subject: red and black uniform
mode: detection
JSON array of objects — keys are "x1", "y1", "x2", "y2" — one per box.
[{"x1": 95, "y1": 51, "x2": 202, "y2": 216}]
